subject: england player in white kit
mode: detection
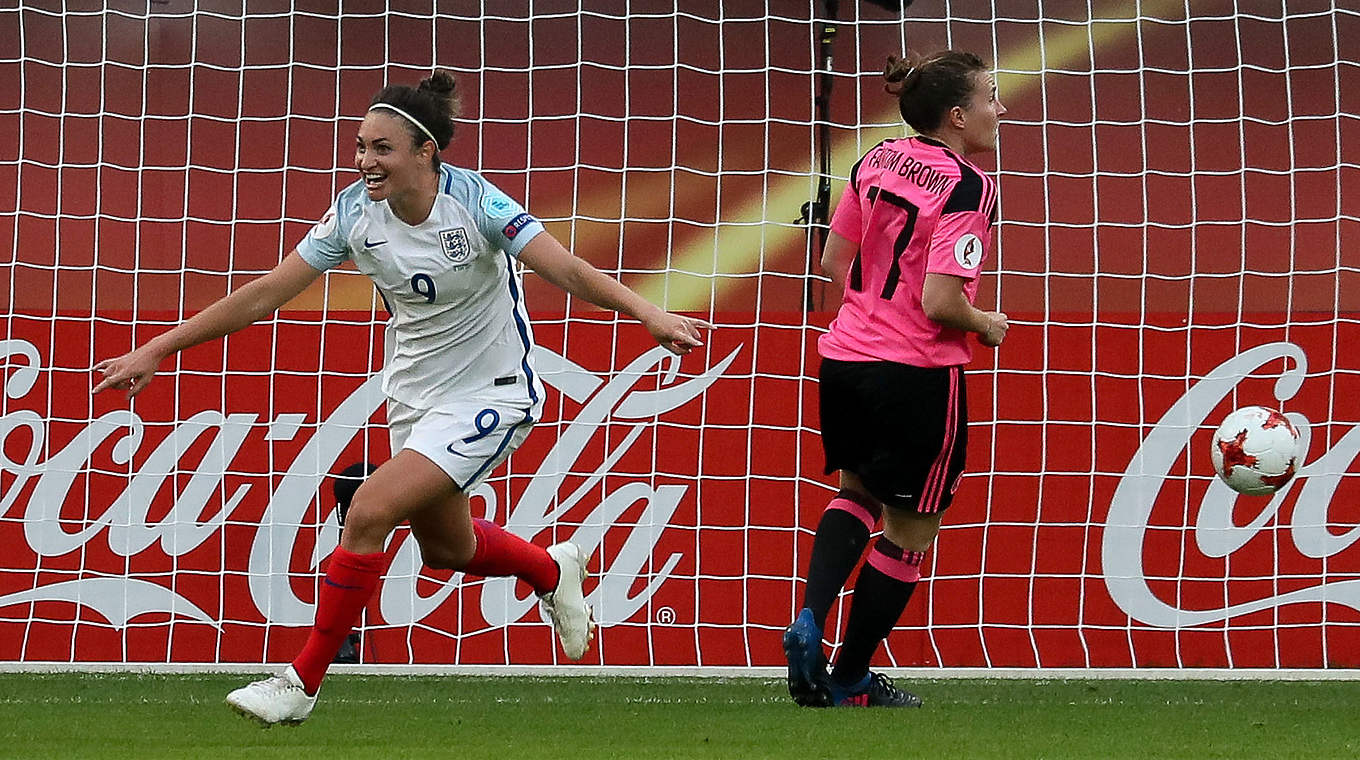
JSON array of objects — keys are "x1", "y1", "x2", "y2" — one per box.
[
  {"x1": 93, "y1": 71, "x2": 711, "y2": 725},
  {"x1": 300, "y1": 164, "x2": 549, "y2": 491}
]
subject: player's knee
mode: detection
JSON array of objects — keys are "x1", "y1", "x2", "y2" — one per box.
[
  {"x1": 883, "y1": 511, "x2": 940, "y2": 553},
  {"x1": 340, "y1": 486, "x2": 400, "y2": 550},
  {"x1": 893, "y1": 535, "x2": 935, "y2": 554},
  {"x1": 837, "y1": 470, "x2": 872, "y2": 498}
]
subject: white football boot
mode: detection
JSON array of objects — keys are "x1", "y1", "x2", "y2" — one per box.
[
  {"x1": 540, "y1": 542, "x2": 596, "y2": 660},
  {"x1": 226, "y1": 665, "x2": 317, "y2": 725}
]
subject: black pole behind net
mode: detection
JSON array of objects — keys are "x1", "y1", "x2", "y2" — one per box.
[
  {"x1": 799, "y1": 0, "x2": 840, "y2": 312},
  {"x1": 800, "y1": 0, "x2": 911, "y2": 312}
]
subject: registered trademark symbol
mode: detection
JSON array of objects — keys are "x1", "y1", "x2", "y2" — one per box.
[{"x1": 656, "y1": 606, "x2": 676, "y2": 625}]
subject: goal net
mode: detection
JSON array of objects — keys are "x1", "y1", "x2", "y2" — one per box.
[{"x1": 2, "y1": 1, "x2": 1357, "y2": 671}]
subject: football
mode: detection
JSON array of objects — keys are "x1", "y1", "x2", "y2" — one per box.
[{"x1": 1210, "y1": 405, "x2": 1302, "y2": 496}]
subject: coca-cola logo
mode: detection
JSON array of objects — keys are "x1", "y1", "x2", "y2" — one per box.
[
  {"x1": 1104, "y1": 341, "x2": 1360, "y2": 627},
  {"x1": 0, "y1": 338, "x2": 741, "y2": 630}
]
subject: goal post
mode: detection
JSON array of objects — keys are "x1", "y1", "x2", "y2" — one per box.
[{"x1": 1, "y1": 2, "x2": 1357, "y2": 672}]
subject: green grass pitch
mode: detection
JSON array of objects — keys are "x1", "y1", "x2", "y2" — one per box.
[{"x1": 3, "y1": 673, "x2": 1356, "y2": 759}]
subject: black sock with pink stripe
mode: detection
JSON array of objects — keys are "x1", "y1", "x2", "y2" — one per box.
[
  {"x1": 830, "y1": 536, "x2": 924, "y2": 688},
  {"x1": 801, "y1": 490, "x2": 882, "y2": 632}
]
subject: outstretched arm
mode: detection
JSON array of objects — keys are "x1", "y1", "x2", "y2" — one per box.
[
  {"x1": 93, "y1": 251, "x2": 324, "y2": 398},
  {"x1": 517, "y1": 233, "x2": 713, "y2": 355}
]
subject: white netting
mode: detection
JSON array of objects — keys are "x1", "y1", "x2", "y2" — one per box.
[{"x1": 1, "y1": 1, "x2": 1357, "y2": 671}]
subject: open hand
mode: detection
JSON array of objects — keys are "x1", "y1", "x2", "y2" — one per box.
[
  {"x1": 92, "y1": 346, "x2": 165, "y2": 399},
  {"x1": 645, "y1": 313, "x2": 715, "y2": 355}
]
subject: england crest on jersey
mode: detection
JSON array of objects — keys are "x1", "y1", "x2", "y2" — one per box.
[{"x1": 439, "y1": 227, "x2": 471, "y2": 263}]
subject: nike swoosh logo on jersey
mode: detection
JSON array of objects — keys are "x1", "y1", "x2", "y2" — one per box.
[
  {"x1": 444, "y1": 444, "x2": 473, "y2": 458},
  {"x1": 363, "y1": 238, "x2": 386, "y2": 249}
]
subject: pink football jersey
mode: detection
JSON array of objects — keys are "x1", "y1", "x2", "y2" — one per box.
[{"x1": 819, "y1": 136, "x2": 998, "y2": 368}]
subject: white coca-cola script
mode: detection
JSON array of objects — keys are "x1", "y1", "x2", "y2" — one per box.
[
  {"x1": 1104, "y1": 341, "x2": 1360, "y2": 627},
  {"x1": 0, "y1": 339, "x2": 740, "y2": 629}
]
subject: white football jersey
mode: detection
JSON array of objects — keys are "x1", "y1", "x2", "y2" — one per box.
[{"x1": 296, "y1": 165, "x2": 547, "y2": 412}]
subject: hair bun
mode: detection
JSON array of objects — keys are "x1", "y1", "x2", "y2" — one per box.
[
  {"x1": 883, "y1": 53, "x2": 919, "y2": 96},
  {"x1": 418, "y1": 70, "x2": 457, "y2": 100}
]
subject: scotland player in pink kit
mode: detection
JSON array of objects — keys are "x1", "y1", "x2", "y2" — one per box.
[{"x1": 783, "y1": 50, "x2": 1008, "y2": 708}]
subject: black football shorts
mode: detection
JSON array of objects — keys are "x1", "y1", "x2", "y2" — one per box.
[{"x1": 819, "y1": 357, "x2": 967, "y2": 513}]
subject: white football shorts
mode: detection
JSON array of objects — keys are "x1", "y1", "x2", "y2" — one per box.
[{"x1": 387, "y1": 398, "x2": 538, "y2": 490}]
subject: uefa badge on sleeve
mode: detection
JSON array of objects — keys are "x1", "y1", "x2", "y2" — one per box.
[
  {"x1": 439, "y1": 227, "x2": 471, "y2": 263},
  {"x1": 953, "y1": 233, "x2": 983, "y2": 269}
]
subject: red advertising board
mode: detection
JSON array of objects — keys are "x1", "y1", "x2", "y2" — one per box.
[{"x1": 1, "y1": 312, "x2": 1356, "y2": 668}]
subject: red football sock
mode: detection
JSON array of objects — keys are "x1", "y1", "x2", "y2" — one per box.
[
  {"x1": 463, "y1": 518, "x2": 559, "y2": 595},
  {"x1": 291, "y1": 546, "x2": 387, "y2": 695}
]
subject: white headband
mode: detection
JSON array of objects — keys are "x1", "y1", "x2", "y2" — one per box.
[{"x1": 368, "y1": 103, "x2": 439, "y2": 147}]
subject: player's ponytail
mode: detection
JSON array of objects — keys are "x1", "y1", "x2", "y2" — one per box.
[
  {"x1": 887, "y1": 50, "x2": 989, "y2": 135},
  {"x1": 369, "y1": 69, "x2": 461, "y2": 166}
]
